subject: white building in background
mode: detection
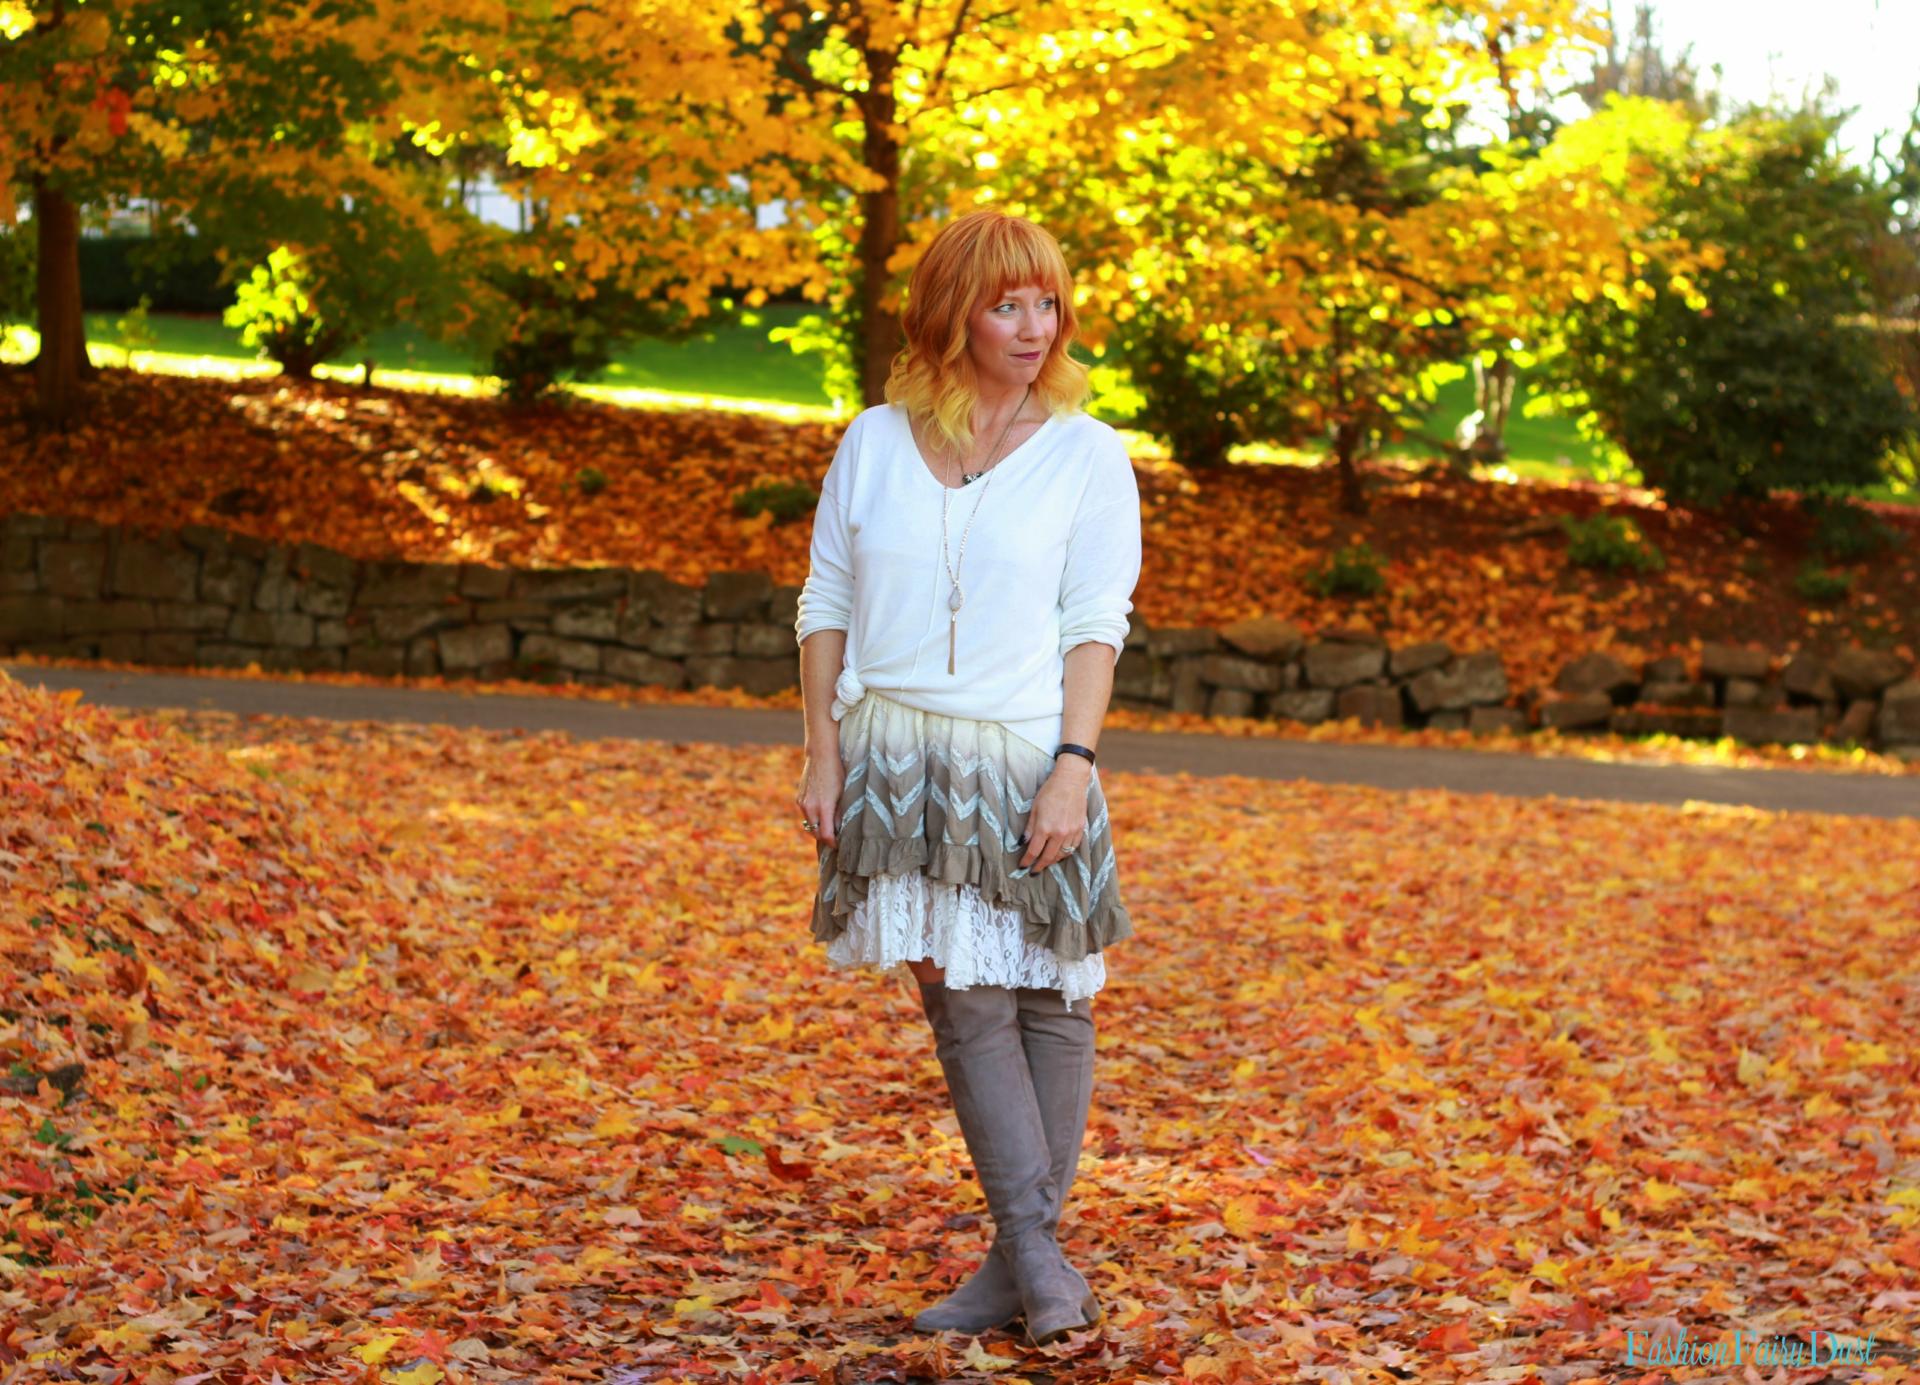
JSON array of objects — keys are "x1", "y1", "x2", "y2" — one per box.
[
  {"x1": 79, "y1": 172, "x2": 790, "y2": 238},
  {"x1": 456, "y1": 170, "x2": 789, "y2": 231}
]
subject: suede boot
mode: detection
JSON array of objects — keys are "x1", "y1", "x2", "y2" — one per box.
[{"x1": 911, "y1": 981, "x2": 1100, "y2": 1344}]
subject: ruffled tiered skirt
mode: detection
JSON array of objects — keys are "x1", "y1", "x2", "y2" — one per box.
[{"x1": 809, "y1": 687, "x2": 1132, "y2": 1008}]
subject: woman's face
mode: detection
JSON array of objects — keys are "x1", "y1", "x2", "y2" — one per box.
[{"x1": 968, "y1": 283, "x2": 1058, "y2": 395}]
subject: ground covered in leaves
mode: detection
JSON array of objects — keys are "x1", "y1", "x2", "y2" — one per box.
[
  {"x1": 4, "y1": 669, "x2": 1920, "y2": 1383},
  {"x1": 5, "y1": 369, "x2": 1917, "y2": 701}
]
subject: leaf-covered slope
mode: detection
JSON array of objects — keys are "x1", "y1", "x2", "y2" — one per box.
[{"x1": 4, "y1": 370, "x2": 1916, "y2": 701}]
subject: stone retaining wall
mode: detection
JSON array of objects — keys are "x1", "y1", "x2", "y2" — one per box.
[{"x1": 3, "y1": 512, "x2": 1917, "y2": 757}]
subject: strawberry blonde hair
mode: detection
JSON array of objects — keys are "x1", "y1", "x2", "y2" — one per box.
[{"x1": 884, "y1": 208, "x2": 1093, "y2": 458}]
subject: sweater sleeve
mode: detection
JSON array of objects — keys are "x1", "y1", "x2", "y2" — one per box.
[
  {"x1": 794, "y1": 419, "x2": 858, "y2": 644},
  {"x1": 1057, "y1": 436, "x2": 1142, "y2": 659}
]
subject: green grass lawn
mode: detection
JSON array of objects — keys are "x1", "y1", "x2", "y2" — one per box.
[{"x1": 9, "y1": 302, "x2": 1912, "y2": 503}]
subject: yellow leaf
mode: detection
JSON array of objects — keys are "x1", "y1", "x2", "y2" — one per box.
[
  {"x1": 385, "y1": 1367, "x2": 443, "y2": 1385},
  {"x1": 355, "y1": 1333, "x2": 404, "y2": 1365},
  {"x1": 1642, "y1": 1178, "x2": 1684, "y2": 1208},
  {"x1": 1735, "y1": 1047, "x2": 1767, "y2": 1088},
  {"x1": 961, "y1": 1338, "x2": 1020, "y2": 1372},
  {"x1": 1222, "y1": 1194, "x2": 1262, "y2": 1238},
  {"x1": 594, "y1": 1108, "x2": 638, "y2": 1138},
  {"x1": 1646, "y1": 1027, "x2": 1679, "y2": 1063}
]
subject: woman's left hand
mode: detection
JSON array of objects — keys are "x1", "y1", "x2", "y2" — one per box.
[{"x1": 1017, "y1": 761, "x2": 1091, "y2": 873}]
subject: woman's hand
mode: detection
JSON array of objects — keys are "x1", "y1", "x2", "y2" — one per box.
[
  {"x1": 796, "y1": 748, "x2": 845, "y2": 847},
  {"x1": 1017, "y1": 758, "x2": 1091, "y2": 873}
]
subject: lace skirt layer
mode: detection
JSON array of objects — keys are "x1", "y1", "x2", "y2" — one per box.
[
  {"x1": 824, "y1": 870, "x2": 1108, "y2": 1006},
  {"x1": 809, "y1": 687, "x2": 1131, "y2": 1006}
]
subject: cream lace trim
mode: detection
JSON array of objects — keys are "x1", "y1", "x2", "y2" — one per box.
[{"x1": 823, "y1": 870, "x2": 1106, "y2": 1008}]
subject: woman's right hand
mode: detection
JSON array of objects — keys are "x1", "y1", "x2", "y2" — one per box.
[{"x1": 796, "y1": 750, "x2": 845, "y2": 847}]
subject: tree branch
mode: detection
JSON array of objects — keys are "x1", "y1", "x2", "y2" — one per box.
[{"x1": 918, "y1": 0, "x2": 976, "y2": 112}]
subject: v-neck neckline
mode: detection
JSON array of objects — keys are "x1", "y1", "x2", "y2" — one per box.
[{"x1": 903, "y1": 406, "x2": 1057, "y2": 491}]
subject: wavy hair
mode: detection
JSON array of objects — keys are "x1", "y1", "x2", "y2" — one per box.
[{"x1": 883, "y1": 208, "x2": 1093, "y2": 458}]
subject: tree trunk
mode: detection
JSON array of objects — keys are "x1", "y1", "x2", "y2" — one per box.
[
  {"x1": 32, "y1": 178, "x2": 89, "y2": 427},
  {"x1": 1335, "y1": 420, "x2": 1368, "y2": 515},
  {"x1": 855, "y1": 49, "x2": 903, "y2": 408},
  {"x1": 1472, "y1": 352, "x2": 1517, "y2": 459}
]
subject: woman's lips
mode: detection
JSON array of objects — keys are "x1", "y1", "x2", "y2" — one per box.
[{"x1": 1014, "y1": 351, "x2": 1042, "y2": 359}]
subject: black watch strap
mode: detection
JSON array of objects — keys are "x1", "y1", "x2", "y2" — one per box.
[{"x1": 1055, "y1": 742, "x2": 1097, "y2": 766}]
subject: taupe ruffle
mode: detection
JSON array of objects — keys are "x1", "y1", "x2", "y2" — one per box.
[{"x1": 809, "y1": 690, "x2": 1132, "y2": 965}]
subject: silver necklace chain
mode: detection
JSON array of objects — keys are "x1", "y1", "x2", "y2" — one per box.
[{"x1": 939, "y1": 385, "x2": 1030, "y2": 674}]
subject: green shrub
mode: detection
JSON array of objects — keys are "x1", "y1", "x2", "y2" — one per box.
[
  {"x1": 575, "y1": 466, "x2": 609, "y2": 497},
  {"x1": 1303, "y1": 543, "x2": 1388, "y2": 597},
  {"x1": 1804, "y1": 494, "x2": 1903, "y2": 561},
  {"x1": 1543, "y1": 106, "x2": 1917, "y2": 509},
  {"x1": 734, "y1": 479, "x2": 820, "y2": 524},
  {"x1": 223, "y1": 246, "x2": 363, "y2": 378},
  {"x1": 108, "y1": 296, "x2": 159, "y2": 364},
  {"x1": 218, "y1": 187, "x2": 465, "y2": 382},
  {"x1": 477, "y1": 261, "x2": 699, "y2": 407},
  {"x1": 1560, "y1": 513, "x2": 1665, "y2": 573},
  {"x1": 1108, "y1": 303, "x2": 1310, "y2": 470},
  {"x1": 1793, "y1": 562, "x2": 1854, "y2": 602}
]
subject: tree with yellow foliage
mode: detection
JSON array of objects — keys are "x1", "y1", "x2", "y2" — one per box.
[
  {"x1": 0, "y1": 0, "x2": 456, "y2": 425},
  {"x1": 973, "y1": 0, "x2": 1692, "y2": 511}
]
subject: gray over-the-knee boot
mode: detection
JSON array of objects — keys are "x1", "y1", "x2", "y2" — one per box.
[{"x1": 911, "y1": 981, "x2": 1101, "y2": 1344}]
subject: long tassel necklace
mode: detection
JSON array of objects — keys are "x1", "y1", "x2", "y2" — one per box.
[{"x1": 940, "y1": 386, "x2": 1029, "y2": 675}]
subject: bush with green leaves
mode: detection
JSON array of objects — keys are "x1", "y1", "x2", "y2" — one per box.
[
  {"x1": 198, "y1": 168, "x2": 469, "y2": 382},
  {"x1": 223, "y1": 246, "x2": 362, "y2": 378},
  {"x1": 1560, "y1": 513, "x2": 1665, "y2": 573},
  {"x1": 733, "y1": 479, "x2": 819, "y2": 524},
  {"x1": 1303, "y1": 543, "x2": 1388, "y2": 597},
  {"x1": 1793, "y1": 563, "x2": 1854, "y2": 603},
  {"x1": 1803, "y1": 494, "x2": 1904, "y2": 562},
  {"x1": 222, "y1": 191, "x2": 464, "y2": 381},
  {"x1": 1544, "y1": 104, "x2": 1917, "y2": 508},
  {"x1": 1108, "y1": 303, "x2": 1311, "y2": 471},
  {"x1": 475, "y1": 259, "x2": 701, "y2": 407}
]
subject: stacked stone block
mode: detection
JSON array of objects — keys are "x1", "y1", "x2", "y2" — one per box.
[
  {"x1": 4, "y1": 512, "x2": 1916, "y2": 756},
  {"x1": 0, "y1": 513, "x2": 801, "y2": 696},
  {"x1": 1531, "y1": 640, "x2": 1919, "y2": 757}
]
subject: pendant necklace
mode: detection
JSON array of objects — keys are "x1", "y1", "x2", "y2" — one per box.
[{"x1": 940, "y1": 385, "x2": 1030, "y2": 676}]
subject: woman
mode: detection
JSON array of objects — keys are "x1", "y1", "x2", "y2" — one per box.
[{"x1": 791, "y1": 207, "x2": 1142, "y2": 1347}]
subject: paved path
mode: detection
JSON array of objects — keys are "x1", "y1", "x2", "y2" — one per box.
[{"x1": 6, "y1": 661, "x2": 1916, "y2": 821}]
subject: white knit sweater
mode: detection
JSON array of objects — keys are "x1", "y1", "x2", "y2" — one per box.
[{"x1": 793, "y1": 401, "x2": 1143, "y2": 755}]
